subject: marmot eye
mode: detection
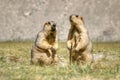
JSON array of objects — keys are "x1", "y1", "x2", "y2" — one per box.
[{"x1": 76, "y1": 15, "x2": 78, "y2": 17}]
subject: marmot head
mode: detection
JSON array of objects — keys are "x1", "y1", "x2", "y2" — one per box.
[
  {"x1": 44, "y1": 21, "x2": 57, "y2": 32},
  {"x1": 69, "y1": 15, "x2": 84, "y2": 26}
]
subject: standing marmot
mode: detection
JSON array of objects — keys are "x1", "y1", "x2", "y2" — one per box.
[
  {"x1": 67, "y1": 15, "x2": 93, "y2": 65},
  {"x1": 31, "y1": 21, "x2": 58, "y2": 66}
]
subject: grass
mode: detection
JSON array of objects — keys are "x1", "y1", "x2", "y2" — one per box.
[{"x1": 0, "y1": 41, "x2": 120, "y2": 80}]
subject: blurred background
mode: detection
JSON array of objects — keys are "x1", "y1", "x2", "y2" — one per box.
[{"x1": 0, "y1": 0, "x2": 120, "y2": 42}]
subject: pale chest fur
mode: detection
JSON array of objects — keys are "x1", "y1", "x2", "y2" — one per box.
[{"x1": 71, "y1": 29, "x2": 81, "y2": 47}]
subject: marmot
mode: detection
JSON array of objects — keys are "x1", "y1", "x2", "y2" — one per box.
[
  {"x1": 31, "y1": 21, "x2": 58, "y2": 66},
  {"x1": 67, "y1": 15, "x2": 93, "y2": 65}
]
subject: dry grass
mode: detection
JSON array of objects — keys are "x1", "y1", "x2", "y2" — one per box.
[{"x1": 0, "y1": 41, "x2": 120, "y2": 80}]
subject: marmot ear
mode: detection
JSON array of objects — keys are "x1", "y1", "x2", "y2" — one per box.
[
  {"x1": 80, "y1": 17, "x2": 83, "y2": 21},
  {"x1": 43, "y1": 22, "x2": 47, "y2": 30},
  {"x1": 80, "y1": 17, "x2": 84, "y2": 23},
  {"x1": 44, "y1": 22, "x2": 48, "y2": 27},
  {"x1": 44, "y1": 22, "x2": 48, "y2": 25}
]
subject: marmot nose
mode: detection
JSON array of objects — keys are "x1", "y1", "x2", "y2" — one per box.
[
  {"x1": 69, "y1": 15, "x2": 72, "y2": 22},
  {"x1": 53, "y1": 24, "x2": 56, "y2": 27},
  {"x1": 52, "y1": 24, "x2": 56, "y2": 31}
]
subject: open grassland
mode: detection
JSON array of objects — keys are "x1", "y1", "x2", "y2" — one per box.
[{"x1": 0, "y1": 41, "x2": 120, "y2": 80}]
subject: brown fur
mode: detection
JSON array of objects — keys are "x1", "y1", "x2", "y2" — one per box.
[
  {"x1": 31, "y1": 21, "x2": 58, "y2": 66},
  {"x1": 67, "y1": 15, "x2": 93, "y2": 66}
]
